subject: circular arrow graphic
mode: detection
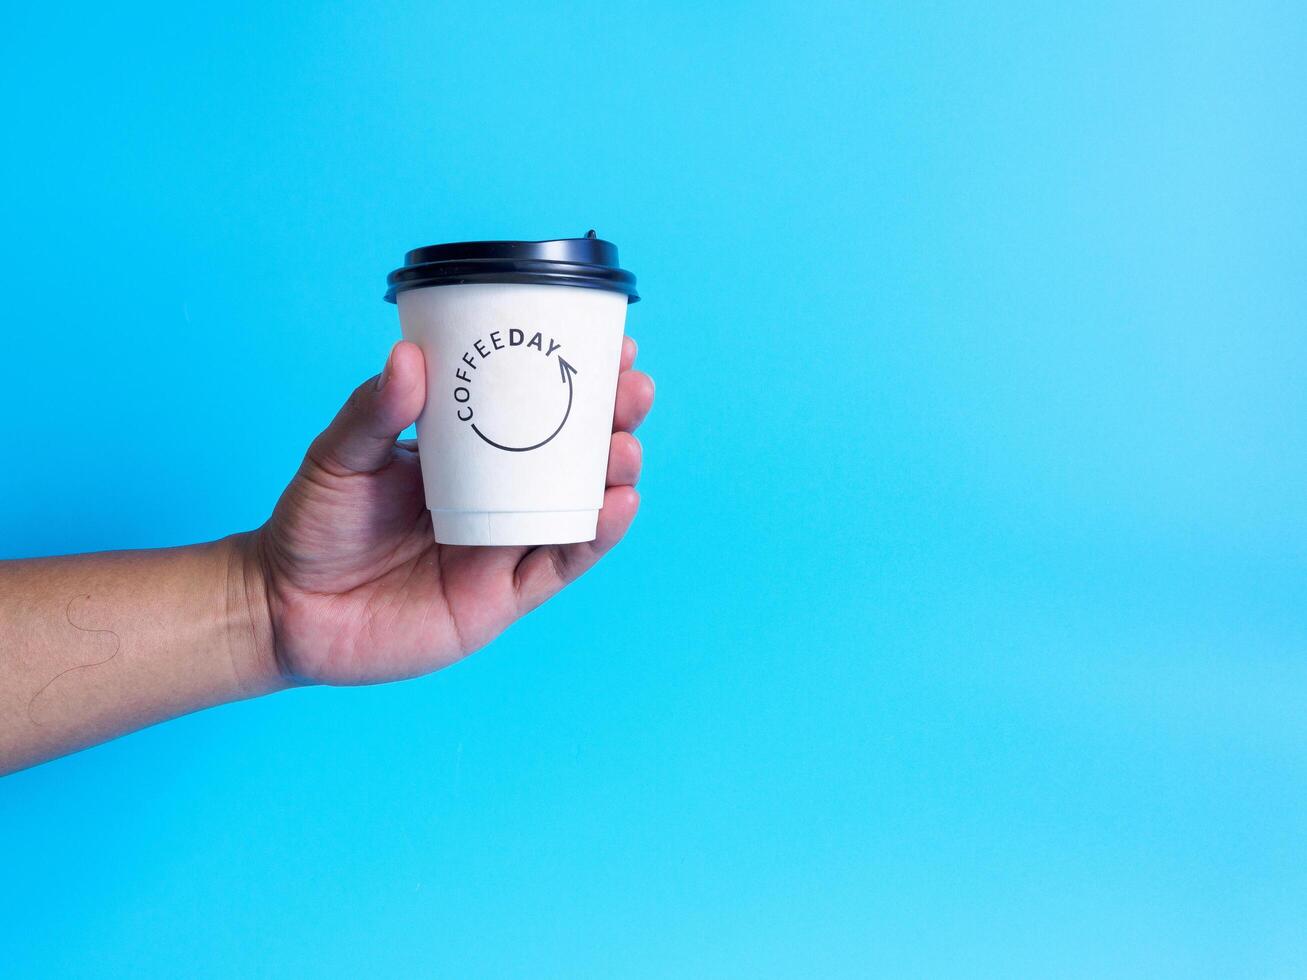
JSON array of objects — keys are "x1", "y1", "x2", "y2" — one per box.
[{"x1": 471, "y1": 357, "x2": 578, "y2": 453}]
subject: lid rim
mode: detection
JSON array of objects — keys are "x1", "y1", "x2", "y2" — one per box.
[
  {"x1": 385, "y1": 272, "x2": 640, "y2": 304},
  {"x1": 384, "y1": 235, "x2": 638, "y2": 304}
]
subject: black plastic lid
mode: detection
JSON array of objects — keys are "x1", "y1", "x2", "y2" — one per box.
[{"x1": 384, "y1": 231, "x2": 639, "y2": 303}]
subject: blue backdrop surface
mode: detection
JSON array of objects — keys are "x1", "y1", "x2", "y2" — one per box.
[{"x1": 3, "y1": 2, "x2": 1306, "y2": 976}]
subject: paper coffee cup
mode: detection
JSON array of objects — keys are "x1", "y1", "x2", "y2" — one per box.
[{"x1": 385, "y1": 234, "x2": 640, "y2": 546}]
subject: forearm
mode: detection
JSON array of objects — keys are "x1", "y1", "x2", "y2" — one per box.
[{"x1": 0, "y1": 533, "x2": 283, "y2": 774}]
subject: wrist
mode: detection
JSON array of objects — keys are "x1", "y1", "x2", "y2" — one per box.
[{"x1": 223, "y1": 530, "x2": 291, "y2": 697}]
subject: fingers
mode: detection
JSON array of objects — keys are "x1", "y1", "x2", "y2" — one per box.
[
  {"x1": 613, "y1": 369, "x2": 655, "y2": 433},
  {"x1": 606, "y1": 431, "x2": 642, "y2": 487},
  {"x1": 513, "y1": 486, "x2": 640, "y2": 612},
  {"x1": 620, "y1": 335, "x2": 638, "y2": 372},
  {"x1": 308, "y1": 341, "x2": 426, "y2": 475}
]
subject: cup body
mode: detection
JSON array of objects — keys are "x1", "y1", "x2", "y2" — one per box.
[{"x1": 397, "y1": 282, "x2": 628, "y2": 545}]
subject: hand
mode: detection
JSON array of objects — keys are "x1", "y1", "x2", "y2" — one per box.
[{"x1": 252, "y1": 337, "x2": 654, "y2": 685}]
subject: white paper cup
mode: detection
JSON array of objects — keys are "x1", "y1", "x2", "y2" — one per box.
[{"x1": 386, "y1": 236, "x2": 639, "y2": 546}]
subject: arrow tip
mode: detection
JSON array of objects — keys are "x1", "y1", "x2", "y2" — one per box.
[{"x1": 558, "y1": 357, "x2": 578, "y2": 382}]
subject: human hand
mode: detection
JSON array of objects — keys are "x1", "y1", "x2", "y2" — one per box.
[{"x1": 252, "y1": 337, "x2": 654, "y2": 685}]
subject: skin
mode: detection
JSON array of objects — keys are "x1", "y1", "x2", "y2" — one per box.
[{"x1": 0, "y1": 337, "x2": 654, "y2": 774}]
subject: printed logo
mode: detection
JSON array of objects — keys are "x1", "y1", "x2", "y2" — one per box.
[{"x1": 452, "y1": 329, "x2": 578, "y2": 453}]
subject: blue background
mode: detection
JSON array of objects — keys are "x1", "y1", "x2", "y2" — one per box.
[{"x1": 3, "y1": 2, "x2": 1306, "y2": 976}]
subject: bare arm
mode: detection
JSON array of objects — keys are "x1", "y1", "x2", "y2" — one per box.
[
  {"x1": 0, "y1": 536, "x2": 280, "y2": 773},
  {"x1": 1, "y1": 337, "x2": 654, "y2": 775}
]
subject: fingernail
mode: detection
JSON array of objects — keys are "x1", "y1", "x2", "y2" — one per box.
[{"x1": 375, "y1": 351, "x2": 392, "y2": 390}]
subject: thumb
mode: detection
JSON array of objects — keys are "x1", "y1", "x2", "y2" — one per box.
[{"x1": 308, "y1": 341, "x2": 426, "y2": 474}]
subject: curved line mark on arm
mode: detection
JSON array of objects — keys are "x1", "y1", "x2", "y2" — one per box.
[{"x1": 26, "y1": 594, "x2": 123, "y2": 727}]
